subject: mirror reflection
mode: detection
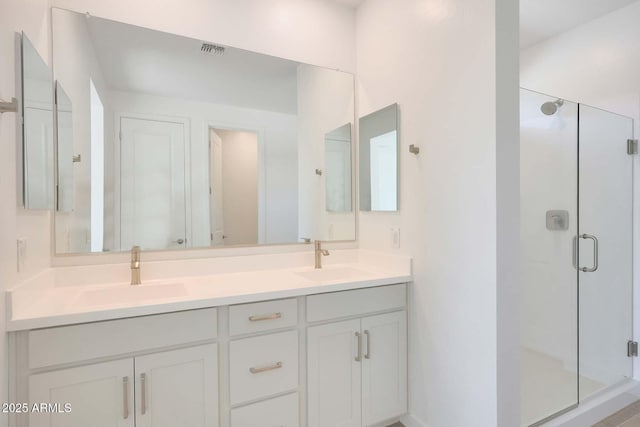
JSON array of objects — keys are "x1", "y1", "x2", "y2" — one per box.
[
  {"x1": 324, "y1": 123, "x2": 352, "y2": 213},
  {"x1": 359, "y1": 104, "x2": 399, "y2": 212},
  {"x1": 22, "y1": 34, "x2": 54, "y2": 210},
  {"x1": 55, "y1": 82, "x2": 74, "y2": 213},
  {"x1": 51, "y1": 8, "x2": 355, "y2": 254}
]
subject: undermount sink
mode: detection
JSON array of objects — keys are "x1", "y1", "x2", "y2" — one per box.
[
  {"x1": 76, "y1": 282, "x2": 187, "y2": 307},
  {"x1": 295, "y1": 267, "x2": 370, "y2": 282}
]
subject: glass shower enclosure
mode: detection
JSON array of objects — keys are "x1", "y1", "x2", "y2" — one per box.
[{"x1": 520, "y1": 88, "x2": 634, "y2": 426}]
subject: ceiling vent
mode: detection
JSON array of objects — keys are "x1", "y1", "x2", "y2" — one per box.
[{"x1": 201, "y1": 43, "x2": 225, "y2": 56}]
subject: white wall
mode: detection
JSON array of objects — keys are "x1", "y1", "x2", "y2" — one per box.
[
  {"x1": 520, "y1": 0, "x2": 640, "y2": 381},
  {"x1": 356, "y1": 0, "x2": 519, "y2": 426},
  {"x1": 297, "y1": 64, "x2": 356, "y2": 241},
  {"x1": 108, "y1": 90, "x2": 299, "y2": 247},
  {"x1": 0, "y1": 0, "x2": 53, "y2": 424}
]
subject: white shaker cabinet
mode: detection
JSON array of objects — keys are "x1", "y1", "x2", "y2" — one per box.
[
  {"x1": 307, "y1": 284, "x2": 407, "y2": 427},
  {"x1": 29, "y1": 345, "x2": 217, "y2": 427},
  {"x1": 29, "y1": 359, "x2": 135, "y2": 427},
  {"x1": 134, "y1": 344, "x2": 218, "y2": 427},
  {"x1": 361, "y1": 311, "x2": 407, "y2": 426},
  {"x1": 307, "y1": 319, "x2": 363, "y2": 427},
  {"x1": 16, "y1": 285, "x2": 408, "y2": 427}
]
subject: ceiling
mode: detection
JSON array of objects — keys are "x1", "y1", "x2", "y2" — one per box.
[
  {"x1": 86, "y1": 16, "x2": 300, "y2": 114},
  {"x1": 520, "y1": 0, "x2": 638, "y2": 48}
]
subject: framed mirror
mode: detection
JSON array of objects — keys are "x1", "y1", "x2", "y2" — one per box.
[
  {"x1": 21, "y1": 33, "x2": 54, "y2": 210},
  {"x1": 51, "y1": 8, "x2": 356, "y2": 254},
  {"x1": 359, "y1": 103, "x2": 399, "y2": 212}
]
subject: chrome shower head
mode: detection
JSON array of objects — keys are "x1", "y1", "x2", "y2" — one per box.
[{"x1": 541, "y1": 99, "x2": 564, "y2": 116}]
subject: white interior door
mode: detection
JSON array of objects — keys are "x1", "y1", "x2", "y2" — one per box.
[
  {"x1": 307, "y1": 319, "x2": 362, "y2": 427},
  {"x1": 209, "y1": 129, "x2": 224, "y2": 245},
  {"x1": 135, "y1": 344, "x2": 218, "y2": 427},
  {"x1": 578, "y1": 105, "x2": 634, "y2": 397},
  {"x1": 120, "y1": 116, "x2": 187, "y2": 250},
  {"x1": 29, "y1": 359, "x2": 134, "y2": 427}
]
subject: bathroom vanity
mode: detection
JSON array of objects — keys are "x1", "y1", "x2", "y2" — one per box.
[
  {"x1": 7, "y1": 251, "x2": 410, "y2": 427},
  {"x1": 8, "y1": 7, "x2": 409, "y2": 427}
]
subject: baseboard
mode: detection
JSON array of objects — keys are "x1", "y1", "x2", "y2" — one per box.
[{"x1": 400, "y1": 413, "x2": 428, "y2": 427}]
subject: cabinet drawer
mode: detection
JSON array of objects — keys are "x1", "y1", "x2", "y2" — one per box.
[
  {"x1": 307, "y1": 284, "x2": 406, "y2": 322},
  {"x1": 229, "y1": 298, "x2": 297, "y2": 336},
  {"x1": 229, "y1": 330, "x2": 298, "y2": 405},
  {"x1": 28, "y1": 308, "x2": 218, "y2": 369},
  {"x1": 231, "y1": 393, "x2": 298, "y2": 427}
]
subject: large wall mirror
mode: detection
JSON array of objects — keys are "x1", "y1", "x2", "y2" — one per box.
[
  {"x1": 51, "y1": 8, "x2": 355, "y2": 254},
  {"x1": 21, "y1": 33, "x2": 54, "y2": 210},
  {"x1": 359, "y1": 104, "x2": 399, "y2": 212}
]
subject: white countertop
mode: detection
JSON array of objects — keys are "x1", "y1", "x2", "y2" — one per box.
[{"x1": 7, "y1": 250, "x2": 411, "y2": 331}]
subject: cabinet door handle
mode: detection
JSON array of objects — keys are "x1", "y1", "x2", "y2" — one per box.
[
  {"x1": 355, "y1": 331, "x2": 362, "y2": 362},
  {"x1": 249, "y1": 361, "x2": 283, "y2": 374},
  {"x1": 141, "y1": 373, "x2": 147, "y2": 415},
  {"x1": 249, "y1": 312, "x2": 282, "y2": 322},
  {"x1": 364, "y1": 330, "x2": 371, "y2": 359},
  {"x1": 122, "y1": 377, "x2": 129, "y2": 419}
]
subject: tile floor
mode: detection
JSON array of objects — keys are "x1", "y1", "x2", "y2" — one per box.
[{"x1": 594, "y1": 401, "x2": 640, "y2": 426}]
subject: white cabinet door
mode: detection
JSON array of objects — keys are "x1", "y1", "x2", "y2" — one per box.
[
  {"x1": 307, "y1": 319, "x2": 361, "y2": 427},
  {"x1": 361, "y1": 311, "x2": 407, "y2": 426},
  {"x1": 29, "y1": 359, "x2": 134, "y2": 427},
  {"x1": 135, "y1": 344, "x2": 218, "y2": 427}
]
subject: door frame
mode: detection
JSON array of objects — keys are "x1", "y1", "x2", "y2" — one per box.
[
  {"x1": 114, "y1": 112, "x2": 191, "y2": 251},
  {"x1": 205, "y1": 121, "x2": 266, "y2": 245}
]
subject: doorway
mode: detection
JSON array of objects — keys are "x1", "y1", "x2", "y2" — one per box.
[{"x1": 209, "y1": 128, "x2": 259, "y2": 246}]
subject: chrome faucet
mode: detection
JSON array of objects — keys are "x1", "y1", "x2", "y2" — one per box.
[
  {"x1": 314, "y1": 240, "x2": 330, "y2": 269},
  {"x1": 130, "y1": 246, "x2": 141, "y2": 285}
]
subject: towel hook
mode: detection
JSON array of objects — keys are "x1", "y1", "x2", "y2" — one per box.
[{"x1": 0, "y1": 98, "x2": 17, "y2": 114}]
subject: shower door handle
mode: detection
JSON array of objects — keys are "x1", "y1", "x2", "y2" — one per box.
[{"x1": 576, "y1": 234, "x2": 599, "y2": 272}]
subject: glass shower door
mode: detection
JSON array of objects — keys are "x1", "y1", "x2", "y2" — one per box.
[
  {"x1": 578, "y1": 105, "x2": 634, "y2": 398},
  {"x1": 520, "y1": 89, "x2": 579, "y2": 426}
]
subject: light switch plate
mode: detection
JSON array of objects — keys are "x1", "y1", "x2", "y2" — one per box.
[
  {"x1": 16, "y1": 238, "x2": 27, "y2": 272},
  {"x1": 546, "y1": 210, "x2": 569, "y2": 231},
  {"x1": 391, "y1": 227, "x2": 400, "y2": 248}
]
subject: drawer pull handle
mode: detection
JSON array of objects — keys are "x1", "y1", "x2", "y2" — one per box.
[
  {"x1": 355, "y1": 332, "x2": 362, "y2": 362},
  {"x1": 141, "y1": 373, "x2": 147, "y2": 415},
  {"x1": 122, "y1": 377, "x2": 129, "y2": 419},
  {"x1": 249, "y1": 361, "x2": 283, "y2": 374},
  {"x1": 249, "y1": 312, "x2": 282, "y2": 322}
]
